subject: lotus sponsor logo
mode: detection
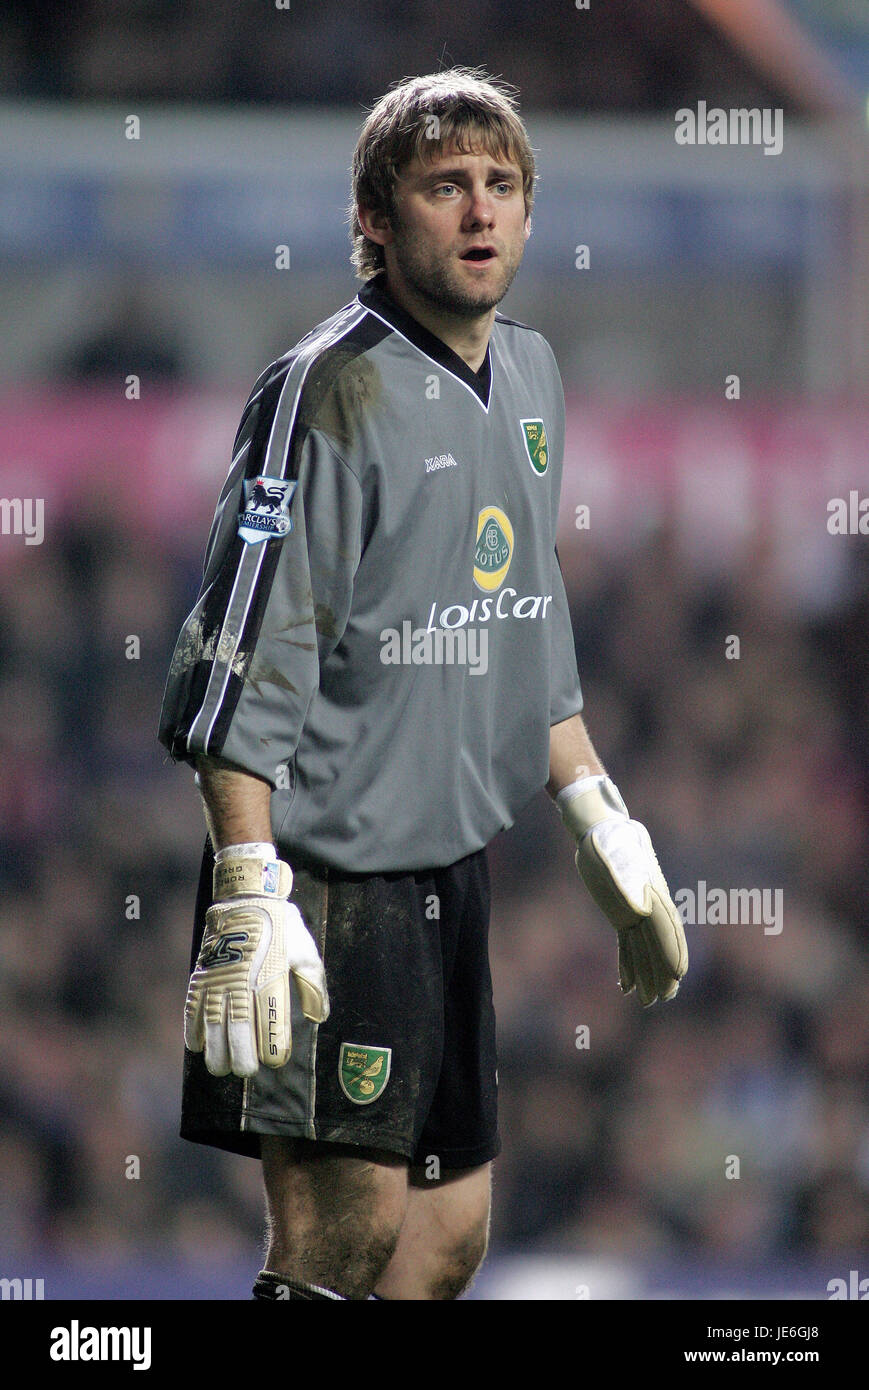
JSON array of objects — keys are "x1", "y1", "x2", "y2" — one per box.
[
  {"x1": 424, "y1": 589, "x2": 553, "y2": 630},
  {"x1": 473, "y1": 505, "x2": 514, "y2": 591},
  {"x1": 416, "y1": 503, "x2": 552, "y2": 635}
]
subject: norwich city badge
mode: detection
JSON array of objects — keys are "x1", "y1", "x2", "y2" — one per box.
[
  {"x1": 520, "y1": 418, "x2": 548, "y2": 475},
  {"x1": 338, "y1": 1043, "x2": 392, "y2": 1104}
]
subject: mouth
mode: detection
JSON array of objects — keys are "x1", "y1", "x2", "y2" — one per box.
[{"x1": 459, "y1": 246, "x2": 497, "y2": 264}]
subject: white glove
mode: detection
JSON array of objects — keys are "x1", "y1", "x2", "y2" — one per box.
[
  {"x1": 185, "y1": 842, "x2": 329, "y2": 1077},
  {"x1": 558, "y1": 776, "x2": 688, "y2": 1006}
]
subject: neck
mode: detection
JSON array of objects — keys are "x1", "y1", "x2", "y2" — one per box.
[{"x1": 380, "y1": 269, "x2": 494, "y2": 372}]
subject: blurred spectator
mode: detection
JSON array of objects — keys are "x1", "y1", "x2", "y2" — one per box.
[
  {"x1": 57, "y1": 285, "x2": 185, "y2": 384},
  {"x1": 0, "y1": 0, "x2": 786, "y2": 113}
]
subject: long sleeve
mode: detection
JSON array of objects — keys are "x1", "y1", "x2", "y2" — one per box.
[{"x1": 159, "y1": 367, "x2": 363, "y2": 788}]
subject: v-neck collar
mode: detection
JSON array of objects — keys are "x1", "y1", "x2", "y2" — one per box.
[{"x1": 357, "y1": 273, "x2": 493, "y2": 411}]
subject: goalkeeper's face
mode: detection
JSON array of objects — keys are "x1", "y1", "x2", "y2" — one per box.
[{"x1": 378, "y1": 142, "x2": 531, "y2": 321}]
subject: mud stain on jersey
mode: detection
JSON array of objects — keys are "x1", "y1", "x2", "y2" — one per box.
[
  {"x1": 302, "y1": 353, "x2": 383, "y2": 455},
  {"x1": 167, "y1": 610, "x2": 218, "y2": 677},
  {"x1": 272, "y1": 615, "x2": 317, "y2": 652},
  {"x1": 245, "y1": 659, "x2": 300, "y2": 699},
  {"x1": 314, "y1": 604, "x2": 338, "y2": 639}
]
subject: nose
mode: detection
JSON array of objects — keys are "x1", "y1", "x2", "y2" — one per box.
[{"x1": 463, "y1": 182, "x2": 495, "y2": 229}]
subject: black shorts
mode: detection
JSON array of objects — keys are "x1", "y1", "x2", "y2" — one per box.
[{"x1": 180, "y1": 842, "x2": 500, "y2": 1172}]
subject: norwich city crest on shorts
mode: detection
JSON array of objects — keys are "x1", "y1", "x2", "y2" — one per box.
[
  {"x1": 519, "y1": 418, "x2": 548, "y2": 475},
  {"x1": 338, "y1": 1043, "x2": 392, "y2": 1104}
]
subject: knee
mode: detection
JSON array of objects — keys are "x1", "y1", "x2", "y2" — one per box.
[
  {"x1": 263, "y1": 1140, "x2": 408, "y2": 1300},
  {"x1": 327, "y1": 1207, "x2": 406, "y2": 1299},
  {"x1": 270, "y1": 1191, "x2": 407, "y2": 1300},
  {"x1": 375, "y1": 1161, "x2": 493, "y2": 1300},
  {"x1": 427, "y1": 1211, "x2": 490, "y2": 1301}
]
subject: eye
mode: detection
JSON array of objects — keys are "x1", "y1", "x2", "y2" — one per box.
[
  {"x1": 436, "y1": 183, "x2": 458, "y2": 197},
  {"x1": 493, "y1": 181, "x2": 514, "y2": 195}
]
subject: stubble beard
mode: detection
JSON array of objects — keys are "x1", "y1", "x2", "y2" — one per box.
[{"x1": 388, "y1": 215, "x2": 524, "y2": 320}]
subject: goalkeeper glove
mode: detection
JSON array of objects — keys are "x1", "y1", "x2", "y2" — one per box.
[
  {"x1": 185, "y1": 842, "x2": 329, "y2": 1077},
  {"x1": 557, "y1": 775, "x2": 688, "y2": 1006}
]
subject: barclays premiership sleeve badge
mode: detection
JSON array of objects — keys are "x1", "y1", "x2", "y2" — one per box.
[{"x1": 238, "y1": 476, "x2": 298, "y2": 544}]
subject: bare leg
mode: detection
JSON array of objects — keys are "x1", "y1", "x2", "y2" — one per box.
[
  {"x1": 261, "y1": 1137, "x2": 409, "y2": 1300},
  {"x1": 373, "y1": 1162, "x2": 491, "y2": 1300}
]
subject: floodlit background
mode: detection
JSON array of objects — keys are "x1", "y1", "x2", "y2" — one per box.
[{"x1": 1, "y1": 1, "x2": 868, "y2": 1300}]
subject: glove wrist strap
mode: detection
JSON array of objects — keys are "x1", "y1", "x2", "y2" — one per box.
[
  {"x1": 212, "y1": 844, "x2": 292, "y2": 901},
  {"x1": 557, "y1": 774, "x2": 630, "y2": 840},
  {"x1": 214, "y1": 841, "x2": 277, "y2": 862}
]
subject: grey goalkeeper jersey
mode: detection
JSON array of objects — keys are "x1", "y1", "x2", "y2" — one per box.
[{"x1": 159, "y1": 275, "x2": 583, "y2": 872}]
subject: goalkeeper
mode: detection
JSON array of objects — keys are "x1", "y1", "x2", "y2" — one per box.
[{"x1": 159, "y1": 67, "x2": 687, "y2": 1302}]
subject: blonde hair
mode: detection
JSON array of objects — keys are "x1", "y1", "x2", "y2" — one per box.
[{"x1": 349, "y1": 67, "x2": 536, "y2": 281}]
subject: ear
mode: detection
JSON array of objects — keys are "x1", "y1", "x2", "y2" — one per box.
[
  {"x1": 524, "y1": 212, "x2": 532, "y2": 241},
  {"x1": 357, "y1": 202, "x2": 393, "y2": 248}
]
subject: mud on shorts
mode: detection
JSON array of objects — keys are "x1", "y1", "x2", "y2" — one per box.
[{"x1": 180, "y1": 842, "x2": 501, "y2": 1172}]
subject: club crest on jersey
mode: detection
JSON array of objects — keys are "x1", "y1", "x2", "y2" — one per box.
[
  {"x1": 338, "y1": 1043, "x2": 392, "y2": 1105},
  {"x1": 238, "y1": 476, "x2": 297, "y2": 544},
  {"x1": 473, "y1": 505, "x2": 514, "y2": 592},
  {"x1": 520, "y1": 418, "x2": 548, "y2": 475}
]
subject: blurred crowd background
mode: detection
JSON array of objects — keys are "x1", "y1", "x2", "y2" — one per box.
[
  {"x1": 1, "y1": 0, "x2": 868, "y2": 1298},
  {"x1": 0, "y1": 0, "x2": 830, "y2": 110}
]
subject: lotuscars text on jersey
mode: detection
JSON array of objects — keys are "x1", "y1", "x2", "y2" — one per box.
[{"x1": 425, "y1": 590, "x2": 553, "y2": 630}]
